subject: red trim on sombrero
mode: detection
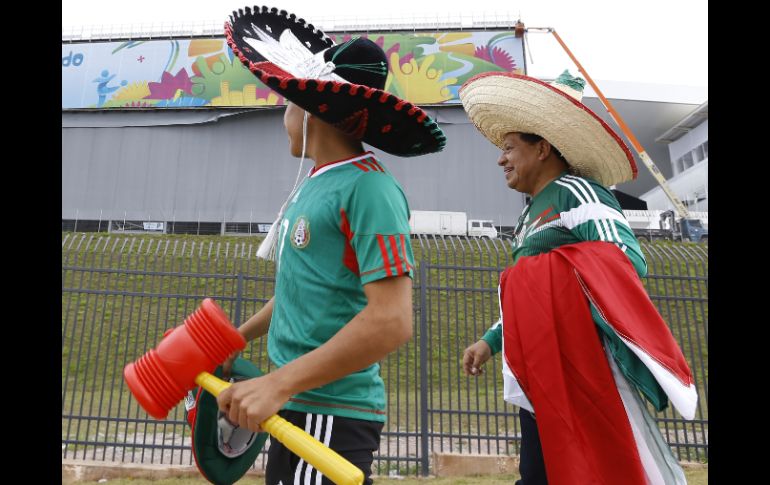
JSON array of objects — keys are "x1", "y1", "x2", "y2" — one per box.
[
  {"x1": 226, "y1": 22, "x2": 431, "y2": 127},
  {"x1": 224, "y1": 22, "x2": 444, "y2": 156},
  {"x1": 460, "y1": 72, "x2": 637, "y2": 179},
  {"x1": 246, "y1": 60, "x2": 293, "y2": 79}
]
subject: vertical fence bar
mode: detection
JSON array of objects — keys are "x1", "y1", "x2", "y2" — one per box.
[{"x1": 419, "y1": 262, "x2": 429, "y2": 476}]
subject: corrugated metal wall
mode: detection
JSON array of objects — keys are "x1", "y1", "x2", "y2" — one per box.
[
  {"x1": 62, "y1": 106, "x2": 526, "y2": 226},
  {"x1": 62, "y1": 100, "x2": 697, "y2": 226}
]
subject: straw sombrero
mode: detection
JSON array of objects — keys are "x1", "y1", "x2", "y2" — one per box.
[
  {"x1": 459, "y1": 70, "x2": 637, "y2": 186},
  {"x1": 225, "y1": 5, "x2": 446, "y2": 157}
]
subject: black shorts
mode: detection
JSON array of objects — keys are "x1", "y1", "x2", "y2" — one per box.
[{"x1": 265, "y1": 409, "x2": 384, "y2": 485}]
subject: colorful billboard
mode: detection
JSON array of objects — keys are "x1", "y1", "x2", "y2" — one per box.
[{"x1": 62, "y1": 32, "x2": 524, "y2": 109}]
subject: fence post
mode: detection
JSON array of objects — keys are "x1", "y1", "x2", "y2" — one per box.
[
  {"x1": 235, "y1": 272, "x2": 243, "y2": 327},
  {"x1": 419, "y1": 262, "x2": 430, "y2": 476}
]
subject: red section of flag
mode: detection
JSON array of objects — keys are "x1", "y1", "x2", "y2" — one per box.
[
  {"x1": 500, "y1": 241, "x2": 693, "y2": 484},
  {"x1": 500, "y1": 250, "x2": 645, "y2": 485}
]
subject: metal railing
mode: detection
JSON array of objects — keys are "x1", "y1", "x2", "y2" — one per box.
[
  {"x1": 62, "y1": 11, "x2": 521, "y2": 42},
  {"x1": 61, "y1": 233, "x2": 708, "y2": 475}
]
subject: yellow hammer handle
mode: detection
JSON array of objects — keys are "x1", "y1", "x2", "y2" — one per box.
[{"x1": 194, "y1": 372, "x2": 364, "y2": 485}]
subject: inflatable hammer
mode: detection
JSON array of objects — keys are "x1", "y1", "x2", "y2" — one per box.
[{"x1": 124, "y1": 298, "x2": 364, "y2": 485}]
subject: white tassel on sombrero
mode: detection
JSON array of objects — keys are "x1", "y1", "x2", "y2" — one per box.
[{"x1": 459, "y1": 70, "x2": 637, "y2": 187}]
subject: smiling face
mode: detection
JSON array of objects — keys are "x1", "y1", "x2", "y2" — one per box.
[{"x1": 497, "y1": 132, "x2": 549, "y2": 195}]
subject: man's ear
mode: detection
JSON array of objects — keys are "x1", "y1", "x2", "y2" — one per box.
[{"x1": 538, "y1": 139, "x2": 551, "y2": 161}]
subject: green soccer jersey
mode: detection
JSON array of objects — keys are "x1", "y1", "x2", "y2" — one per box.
[
  {"x1": 268, "y1": 152, "x2": 414, "y2": 423},
  {"x1": 481, "y1": 172, "x2": 647, "y2": 353}
]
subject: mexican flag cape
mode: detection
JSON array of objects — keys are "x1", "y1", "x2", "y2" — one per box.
[{"x1": 500, "y1": 241, "x2": 697, "y2": 485}]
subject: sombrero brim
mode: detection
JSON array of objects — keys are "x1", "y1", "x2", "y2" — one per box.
[
  {"x1": 190, "y1": 358, "x2": 268, "y2": 485},
  {"x1": 459, "y1": 72, "x2": 636, "y2": 186},
  {"x1": 225, "y1": 7, "x2": 445, "y2": 157}
]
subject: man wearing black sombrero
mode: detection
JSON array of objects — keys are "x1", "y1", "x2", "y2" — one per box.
[
  {"x1": 215, "y1": 6, "x2": 445, "y2": 484},
  {"x1": 458, "y1": 71, "x2": 697, "y2": 484}
]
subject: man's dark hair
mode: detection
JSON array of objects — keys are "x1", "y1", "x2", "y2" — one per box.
[{"x1": 518, "y1": 133, "x2": 568, "y2": 165}]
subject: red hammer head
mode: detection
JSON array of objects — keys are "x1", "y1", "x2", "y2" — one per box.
[{"x1": 123, "y1": 298, "x2": 246, "y2": 419}]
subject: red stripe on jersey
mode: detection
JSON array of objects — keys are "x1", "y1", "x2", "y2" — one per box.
[
  {"x1": 400, "y1": 234, "x2": 411, "y2": 272},
  {"x1": 368, "y1": 158, "x2": 385, "y2": 172},
  {"x1": 389, "y1": 235, "x2": 404, "y2": 276},
  {"x1": 351, "y1": 161, "x2": 369, "y2": 172},
  {"x1": 339, "y1": 209, "x2": 359, "y2": 275},
  {"x1": 362, "y1": 159, "x2": 382, "y2": 172},
  {"x1": 534, "y1": 207, "x2": 554, "y2": 221},
  {"x1": 377, "y1": 234, "x2": 393, "y2": 276}
]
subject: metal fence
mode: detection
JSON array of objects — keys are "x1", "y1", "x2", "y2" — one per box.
[{"x1": 61, "y1": 233, "x2": 708, "y2": 476}]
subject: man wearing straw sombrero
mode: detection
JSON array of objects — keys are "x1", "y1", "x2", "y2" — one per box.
[
  {"x1": 459, "y1": 71, "x2": 698, "y2": 485},
  {"x1": 214, "y1": 6, "x2": 445, "y2": 484}
]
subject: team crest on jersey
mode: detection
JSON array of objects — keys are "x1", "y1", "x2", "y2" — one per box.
[
  {"x1": 513, "y1": 206, "x2": 559, "y2": 248},
  {"x1": 290, "y1": 216, "x2": 310, "y2": 249}
]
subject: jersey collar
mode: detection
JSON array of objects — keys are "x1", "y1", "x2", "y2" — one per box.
[{"x1": 309, "y1": 152, "x2": 377, "y2": 178}]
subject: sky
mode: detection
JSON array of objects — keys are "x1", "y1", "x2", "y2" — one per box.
[{"x1": 62, "y1": 0, "x2": 707, "y2": 101}]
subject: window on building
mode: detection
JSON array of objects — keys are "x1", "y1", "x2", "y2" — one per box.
[
  {"x1": 693, "y1": 144, "x2": 705, "y2": 163},
  {"x1": 673, "y1": 157, "x2": 682, "y2": 174},
  {"x1": 679, "y1": 152, "x2": 694, "y2": 171}
]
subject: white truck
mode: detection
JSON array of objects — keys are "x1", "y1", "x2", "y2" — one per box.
[
  {"x1": 623, "y1": 210, "x2": 708, "y2": 242},
  {"x1": 409, "y1": 210, "x2": 498, "y2": 239}
]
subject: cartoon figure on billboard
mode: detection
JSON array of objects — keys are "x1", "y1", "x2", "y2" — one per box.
[{"x1": 93, "y1": 70, "x2": 128, "y2": 107}]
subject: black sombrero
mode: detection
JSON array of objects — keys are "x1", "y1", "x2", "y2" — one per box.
[{"x1": 225, "y1": 5, "x2": 446, "y2": 157}]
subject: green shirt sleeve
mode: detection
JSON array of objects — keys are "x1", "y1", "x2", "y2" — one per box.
[
  {"x1": 481, "y1": 318, "x2": 503, "y2": 355},
  {"x1": 346, "y1": 171, "x2": 415, "y2": 285}
]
